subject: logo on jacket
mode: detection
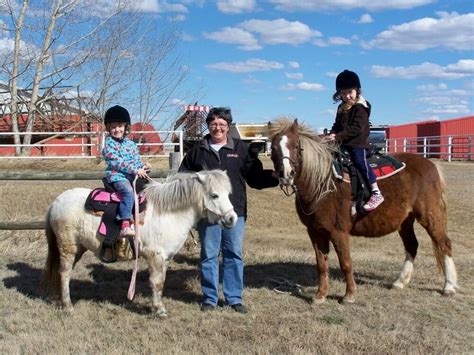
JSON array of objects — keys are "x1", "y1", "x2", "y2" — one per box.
[{"x1": 227, "y1": 153, "x2": 239, "y2": 158}]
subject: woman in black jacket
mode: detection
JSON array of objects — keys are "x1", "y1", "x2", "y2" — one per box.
[{"x1": 179, "y1": 107, "x2": 278, "y2": 314}]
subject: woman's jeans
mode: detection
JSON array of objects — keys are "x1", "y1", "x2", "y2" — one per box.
[
  {"x1": 347, "y1": 147, "x2": 376, "y2": 185},
  {"x1": 112, "y1": 178, "x2": 134, "y2": 220},
  {"x1": 197, "y1": 216, "x2": 245, "y2": 306}
]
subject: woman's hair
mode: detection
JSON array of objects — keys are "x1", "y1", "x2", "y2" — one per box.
[
  {"x1": 206, "y1": 107, "x2": 233, "y2": 125},
  {"x1": 105, "y1": 122, "x2": 130, "y2": 135},
  {"x1": 332, "y1": 88, "x2": 362, "y2": 103}
]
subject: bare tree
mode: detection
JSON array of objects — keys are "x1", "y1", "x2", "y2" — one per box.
[
  {"x1": 136, "y1": 23, "x2": 189, "y2": 130},
  {"x1": 1, "y1": 1, "x2": 194, "y2": 155},
  {"x1": 7, "y1": 0, "x2": 29, "y2": 155}
]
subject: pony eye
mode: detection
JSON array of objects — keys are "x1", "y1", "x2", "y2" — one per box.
[{"x1": 210, "y1": 193, "x2": 219, "y2": 199}]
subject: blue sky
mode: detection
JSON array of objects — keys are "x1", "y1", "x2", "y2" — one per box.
[
  {"x1": 159, "y1": 0, "x2": 473, "y2": 130},
  {"x1": 0, "y1": 0, "x2": 472, "y2": 131}
]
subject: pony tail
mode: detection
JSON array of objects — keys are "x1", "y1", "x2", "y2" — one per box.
[
  {"x1": 431, "y1": 161, "x2": 448, "y2": 272},
  {"x1": 39, "y1": 207, "x2": 61, "y2": 298}
]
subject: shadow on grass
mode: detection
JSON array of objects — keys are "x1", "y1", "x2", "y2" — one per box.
[{"x1": 3, "y1": 257, "x2": 400, "y2": 311}]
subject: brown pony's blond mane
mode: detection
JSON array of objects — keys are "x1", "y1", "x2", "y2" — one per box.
[{"x1": 269, "y1": 117, "x2": 337, "y2": 212}]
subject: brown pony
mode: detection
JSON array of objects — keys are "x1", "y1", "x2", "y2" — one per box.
[{"x1": 269, "y1": 118, "x2": 458, "y2": 304}]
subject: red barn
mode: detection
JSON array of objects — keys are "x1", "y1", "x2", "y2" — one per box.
[{"x1": 128, "y1": 122, "x2": 164, "y2": 155}]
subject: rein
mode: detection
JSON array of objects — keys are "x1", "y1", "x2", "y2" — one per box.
[{"x1": 127, "y1": 176, "x2": 144, "y2": 301}]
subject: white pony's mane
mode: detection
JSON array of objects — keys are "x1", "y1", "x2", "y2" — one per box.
[
  {"x1": 143, "y1": 170, "x2": 231, "y2": 214},
  {"x1": 269, "y1": 117, "x2": 337, "y2": 211}
]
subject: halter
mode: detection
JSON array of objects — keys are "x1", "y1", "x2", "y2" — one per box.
[
  {"x1": 275, "y1": 141, "x2": 313, "y2": 215},
  {"x1": 276, "y1": 140, "x2": 303, "y2": 196}
]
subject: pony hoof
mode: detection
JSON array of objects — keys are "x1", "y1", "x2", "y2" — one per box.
[
  {"x1": 63, "y1": 306, "x2": 74, "y2": 313},
  {"x1": 442, "y1": 289, "x2": 456, "y2": 297},
  {"x1": 392, "y1": 281, "x2": 405, "y2": 289},
  {"x1": 152, "y1": 307, "x2": 168, "y2": 318},
  {"x1": 339, "y1": 296, "x2": 355, "y2": 305},
  {"x1": 313, "y1": 296, "x2": 326, "y2": 304}
]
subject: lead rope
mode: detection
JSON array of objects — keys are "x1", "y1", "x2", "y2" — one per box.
[{"x1": 127, "y1": 176, "x2": 141, "y2": 301}]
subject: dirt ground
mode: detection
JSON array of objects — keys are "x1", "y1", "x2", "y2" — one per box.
[{"x1": 0, "y1": 158, "x2": 473, "y2": 354}]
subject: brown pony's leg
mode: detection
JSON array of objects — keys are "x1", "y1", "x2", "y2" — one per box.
[
  {"x1": 308, "y1": 229, "x2": 330, "y2": 303},
  {"x1": 330, "y1": 230, "x2": 356, "y2": 304},
  {"x1": 146, "y1": 252, "x2": 169, "y2": 317},
  {"x1": 416, "y1": 200, "x2": 458, "y2": 295},
  {"x1": 393, "y1": 215, "x2": 418, "y2": 289}
]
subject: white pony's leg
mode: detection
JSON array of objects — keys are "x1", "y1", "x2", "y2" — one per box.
[
  {"x1": 146, "y1": 252, "x2": 169, "y2": 317},
  {"x1": 443, "y1": 255, "x2": 458, "y2": 295},
  {"x1": 393, "y1": 251, "x2": 414, "y2": 289},
  {"x1": 59, "y1": 252, "x2": 75, "y2": 311}
]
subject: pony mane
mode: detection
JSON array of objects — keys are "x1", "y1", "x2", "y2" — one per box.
[
  {"x1": 269, "y1": 117, "x2": 337, "y2": 211},
  {"x1": 143, "y1": 170, "x2": 231, "y2": 214}
]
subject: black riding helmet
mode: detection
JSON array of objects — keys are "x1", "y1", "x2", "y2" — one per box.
[
  {"x1": 104, "y1": 105, "x2": 131, "y2": 125},
  {"x1": 336, "y1": 70, "x2": 361, "y2": 91}
]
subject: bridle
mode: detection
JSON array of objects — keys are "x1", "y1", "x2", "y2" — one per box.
[
  {"x1": 274, "y1": 140, "x2": 313, "y2": 216},
  {"x1": 275, "y1": 141, "x2": 302, "y2": 197}
]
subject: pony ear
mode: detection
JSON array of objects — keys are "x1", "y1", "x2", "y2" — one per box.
[
  {"x1": 195, "y1": 172, "x2": 207, "y2": 185},
  {"x1": 291, "y1": 119, "x2": 299, "y2": 132}
]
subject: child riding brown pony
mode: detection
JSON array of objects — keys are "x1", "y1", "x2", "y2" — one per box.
[{"x1": 269, "y1": 118, "x2": 458, "y2": 304}]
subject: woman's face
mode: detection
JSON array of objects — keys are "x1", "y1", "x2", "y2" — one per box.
[
  {"x1": 340, "y1": 88, "x2": 358, "y2": 104},
  {"x1": 107, "y1": 122, "x2": 126, "y2": 139},
  {"x1": 208, "y1": 117, "x2": 229, "y2": 144}
]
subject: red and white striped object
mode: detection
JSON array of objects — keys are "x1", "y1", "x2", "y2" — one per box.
[{"x1": 184, "y1": 105, "x2": 210, "y2": 112}]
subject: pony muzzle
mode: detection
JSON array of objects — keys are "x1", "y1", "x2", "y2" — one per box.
[{"x1": 221, "y1": 210, "x2": 238, "y2": 229}]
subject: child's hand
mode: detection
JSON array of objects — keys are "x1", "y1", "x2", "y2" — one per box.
[
  {"x1": 137, "y1": 168, "x2": 149, "y2": 179},
  {"x1": 324, "y1": 134, "x2": 336, "y2": 142}
]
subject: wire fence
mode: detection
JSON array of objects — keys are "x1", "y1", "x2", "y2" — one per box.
[{"x1": 386, "y1": 134, "x2": 474, "y2": 161}]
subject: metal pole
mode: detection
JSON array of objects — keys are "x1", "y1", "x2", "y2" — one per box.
[
  {"x1": 179, "y1": 130, "x2": 184, "y2": 161},
  {"x1": 448, "y1": 136, "x2": 452, "y2": 162}
]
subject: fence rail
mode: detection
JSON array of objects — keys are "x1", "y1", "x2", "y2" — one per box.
[
  {"x1": 0, "y1": 130, "x2": 184, "y2": 160},
  {"x1": 386, "y1": 134, "x2": 474, "y2": 161}
]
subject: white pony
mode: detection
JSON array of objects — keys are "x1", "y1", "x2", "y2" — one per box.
[{"x1": 40, "y1": 170, "x2": 237, "y2": 317}]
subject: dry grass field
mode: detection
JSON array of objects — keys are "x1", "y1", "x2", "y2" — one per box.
[{"x1": 0, "y1": 157, "x2": 473, "y2": 354}]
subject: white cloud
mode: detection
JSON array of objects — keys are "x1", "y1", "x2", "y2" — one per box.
[
  {"x1": 416, "y1": 83, "x2": 448, "y2": 91},
  {"x1": 368, "y1": 12, "x2": 474, "y2": 51},
  {"x1": 204, "y1": 27, "x2": 261, "y2": 51},
  {"x1": 155, "y1": 1, "x2": 188, "y2": 13},
  {"x1": 169, "y1": 14, "x2": 187, "y2": 22},
  {"x1": 205, "y1": 18, "x2": 322, "y2": 50},
  {"x1": 325, "y1": 71, "x2": 339, "y2": 78},
  {"x1": 181, "y1": 33, "x2": 195, "y2": 41},
  {"x1": 280, "y1": 82, "x2": 325, "y2": 91},
  {"x1": 288, "y1": 61, "x2": 300, "y2": 69},
  {"x1": 217, "y1": 0, "x2": 256, "y2": 14},
  {"x1": 313, "y1": 39, "x2": 328, "y2": 47},
  {"x1": 241, "y1": 77, "x2": 262, "y2": 84},
  {"x1": 170, "y1": 98, "x2": 186, "y2": 106},
  {"x1": 358, "y1": 14, "x2": 373, "y2": 24},
  {"x1": 285, "y1": 72, "x2": 304, "y2": 80},
  {"x1": 80, "y1": 0, "x2": 188, "y2": 16},
  {"x1": 414, "y1": 82, "x2": 473, "y2": 117},
  {"x1": 268, "y1": 0, "x2": 434, "y2": 11},
  {"x1": 370, "y1": 59, "x2": 474, "y2": 80},
  {"x1": 328, "y1": 37, "x2": 351, "y2": 45},
  {"x1": 0, "y1": 37, "x2": 37, "y2": 62},
  {"x1": 206, "y1": 58, "x2": 284, "y2": 73},
  {"x1": 286, "y1": 96, "x2": 296, "y2": 101},
  {"x1": 239, "y1": 18, "x2": 321, "y2": 46},
  {"x1": 133, "y1": 0, "x2": 159, "y2": 12}
]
